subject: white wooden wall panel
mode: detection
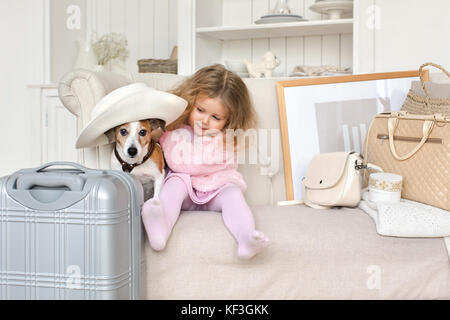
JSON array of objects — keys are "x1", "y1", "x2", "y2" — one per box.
[
  {"x1": 154, "y1": 0, "x2": 170, "y2": 59},
  {"x1": 286, "y1": 37, "x2": 304, "y2": 76},
  {"x1": 372, "y1": 0, "x2": 450, "y2": 72},
  {"x1": 95, "y1": 0, "x2": 110, "y2": 38},
  {"x1": 269, "y1": 37, "x2": 287, "y2": 77},
  {"x1": 196, "y1": 0, "x2": 222, "y2": 27},
  {"x1": 340, "y1": 34, "x2": 353, "y2": 70},
  {"x1": 223, "y1": 40, "x2": 252, "y2": 63},
  {"x1": 43, "y1": 93, "x2": 78, "y2": 164},
  {"x1": 353, "y1": 0, "x2": 375, "y2": 73},
  {"x1": 252, "y1": 38, "x2": 270, "y2": 63},
  {"x1": 139, "y1": 0, "x2": 155, "y2": 61},
  {"x1": 168, "y1": 0, "x2": 178, "y2": 53},
  {"x1": 322, "y1": 35, "x2": 340, "y2": 67},
  {"x1": 110, "y1": 0, "x2": 126, "y2": 33},
  {"x1": 252, "y1": 0, "x2": 269, "y2": 22},
  {"x1": 178, "y1": 0, "x2": 194, "y2": 75},
  {"x1": 304, "y1": 0, "x2": 323, "y2": 20},
  {"x1": 223, "y1": 0, "x2": 252, "y2": 26},
  {"x1": 125, "y1": 0, "x2": 140, "y2": 74},
  {"x1": 87, "y1": 0, "x2": 178, "y2": 73},
  {"x1": 304, "y1": 36, "x2": 322, "y2": 66}
]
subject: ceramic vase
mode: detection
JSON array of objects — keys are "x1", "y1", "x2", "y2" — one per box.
[{"x1": 73, "y1": 38, "x2": 98, "y2": 70}]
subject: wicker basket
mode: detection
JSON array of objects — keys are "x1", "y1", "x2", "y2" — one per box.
[
  {"x1": 138, "y1": 46, "x2": 178, "y2": 74},
  {"x1": 138, "y1": 58, "x2": 177, "y2": 74}
]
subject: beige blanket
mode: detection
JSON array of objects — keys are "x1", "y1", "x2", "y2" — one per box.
[{"x1": 144, "y1": 205, "x2": 450, "y2": 299}]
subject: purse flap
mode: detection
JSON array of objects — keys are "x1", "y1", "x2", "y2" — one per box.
[{"x1": 303, "y1": 152, "x2": 352, "y2": 189}]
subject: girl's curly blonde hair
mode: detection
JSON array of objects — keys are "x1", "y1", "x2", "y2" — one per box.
[{"x1": 167, "y1": 64, "x2": 257, "y2": 132}]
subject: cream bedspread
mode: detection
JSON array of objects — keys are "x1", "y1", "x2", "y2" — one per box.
[{"x1": 143, "y1": 205, "x2": 450, "y2": 300}]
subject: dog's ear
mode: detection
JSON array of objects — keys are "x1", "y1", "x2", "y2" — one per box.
[
  {"x1": 148, "y1": 119, "x2": 166, "y2": 131},
  {"x1": 105, "y1": 129, "x2": 116, "y2": 144},
  {"x1": 148, "y1": 119, "x2": 165, "y2": 143}
]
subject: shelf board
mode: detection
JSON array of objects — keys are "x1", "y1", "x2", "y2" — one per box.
[
  {"x1": 196, "y1": 19, "x2": 353, "y2": 40},
  {"x1": 27, "y1": 83, "x2": 58, "y2": 89}
]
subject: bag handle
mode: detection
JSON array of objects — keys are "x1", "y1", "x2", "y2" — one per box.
[
  {"x1": 419, "y1": 62, "x2": 450, "y2": 107},
  {"x1": 388, "y1": 116, "x2": 435, "y2": 161}
]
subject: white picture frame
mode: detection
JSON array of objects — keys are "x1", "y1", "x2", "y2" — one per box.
[{"x1": 276, "y1": 70, "x2": 427, "y2": 200}]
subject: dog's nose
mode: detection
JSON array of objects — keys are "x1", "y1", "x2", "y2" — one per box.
[{"x1": 127, "y1": 147, "x2": 138, "y2": 157}]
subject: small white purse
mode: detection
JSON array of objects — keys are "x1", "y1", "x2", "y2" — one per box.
[{"x1": 278, "y1": 152, "x2": 381, "y2": 209}]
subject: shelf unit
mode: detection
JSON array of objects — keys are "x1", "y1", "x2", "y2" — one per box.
[
  {"x1": 178, "y1": 0, "x2": 356, "y2": 77},
  {"x1": 196, "y1": 18, "x2": 353, "y2": 41}
]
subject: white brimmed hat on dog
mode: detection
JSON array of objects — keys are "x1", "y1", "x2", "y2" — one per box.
[{"x1": 76, "y1": 83, "x2": 187, "y2": 148}]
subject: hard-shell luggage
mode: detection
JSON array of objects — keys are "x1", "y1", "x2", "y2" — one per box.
[{"x1": 0, "y1": 162, "x2": 145, "y2": 299}]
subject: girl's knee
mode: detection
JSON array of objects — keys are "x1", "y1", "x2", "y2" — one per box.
[
  {"x1": 159, "y1": 177, "x2": 190, "y2": 204},
  {"x1": 217, "y1": 185, "x2": 245, "y2": 202}
]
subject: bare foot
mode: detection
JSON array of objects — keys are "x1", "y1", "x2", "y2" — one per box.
[
  {"x1": 237, "y1": 230, "x2": 270, "y2": 259},
  {"x1": 141, "y1": 197, "x2": 170, "y2": 251}
]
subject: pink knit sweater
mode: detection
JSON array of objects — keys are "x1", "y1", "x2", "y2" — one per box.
[{"x1": 160, "y1": 125, "x2": 247, "y2": 192}]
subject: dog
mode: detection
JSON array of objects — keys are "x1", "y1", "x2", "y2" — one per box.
[
  {"x1": 244, "y1": 51, "x2": 281, "y2": 78},
  {"x1": 109, "y1": 119, "x2": 165, "y2": 199}
]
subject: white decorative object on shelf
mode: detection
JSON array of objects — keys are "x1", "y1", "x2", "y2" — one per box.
[
  {"x1": 255, "y1": 0, "x2": 307, "y2": 24},
  {"x1": 244, "y1": 51, "x2": 281, "y2": 78},
  {"x1": 92, "y1": 33, "x2": 130, "y2": 72},
  {"x1": 309, "y1": 0, "x2": 353, "y2": 20},
  {"x1": 271, "y1": 0, "x2": 292, "y2": 14},
  {"x1": 73, "y1": 38, "x2": 98, "y2": 70},
  {"x1": 290, "y1": 64, "x2": 352, "y2": 77},
  {"x1": 255, "y1": 14, "x2": 307, "y2": 24}
]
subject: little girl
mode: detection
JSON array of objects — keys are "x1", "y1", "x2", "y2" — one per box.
[{"x1": 141, "y1": 64, "x2": 270, "y2": 259}]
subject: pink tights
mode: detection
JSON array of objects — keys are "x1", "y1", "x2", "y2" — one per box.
[{"x1": 141, "y1": 177, "x2": 270, "y2": 259}]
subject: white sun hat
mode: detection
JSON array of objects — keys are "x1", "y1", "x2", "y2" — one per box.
[{"x1": 75, "y1": 82, "x2": 187, "y2": 149}]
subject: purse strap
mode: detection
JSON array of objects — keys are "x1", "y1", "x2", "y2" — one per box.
[
  {"x1": 418, "y1": 62, "x2": 450, "y2": 107},
  {"x1": 387, "y1": 116, "x2": 435, "y2": 161}
]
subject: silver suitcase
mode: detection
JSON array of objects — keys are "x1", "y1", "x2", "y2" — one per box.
[{"x1": 0, "y1": 162, "x2": 145, "y2": 300}]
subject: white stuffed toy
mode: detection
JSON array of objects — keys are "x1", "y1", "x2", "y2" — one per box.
[{"x1": 244, "y1": 51, "x2": 281, "y2": 78}]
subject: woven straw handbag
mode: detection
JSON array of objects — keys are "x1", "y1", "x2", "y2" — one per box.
[
  {"x1": 363, "y1": 111, "x2": 450, "y2": 211},
  {"x1": 401, "y1": 62, "x2": 450, "y2": 116}
]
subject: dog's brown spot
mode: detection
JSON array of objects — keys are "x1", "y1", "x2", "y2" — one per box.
[
  {"x1": 115, "y1": 123, "x2": 130, "y2": 147},
  {"x1": 151, "y1": 144, "x2": 165, "y2": 172},
  {"x1": 138, "y1": 120, "x2": 152, "y2": 147}
]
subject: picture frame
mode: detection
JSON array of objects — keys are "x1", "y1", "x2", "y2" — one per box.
[{"x1": 276, "y1": 70, "x2": 429, "y2": 201}]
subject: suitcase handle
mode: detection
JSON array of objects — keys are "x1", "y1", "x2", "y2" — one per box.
[
  {"x1": 34, "y1": 162, "x2": 91, "y2": 173},
  {"x1": 16, "y1": 174, "x2": 85, "y2": 191}
]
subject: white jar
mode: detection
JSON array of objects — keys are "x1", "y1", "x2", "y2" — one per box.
[{"x1": 368, "y1": 173, "x2": 403, "y2": 204}]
